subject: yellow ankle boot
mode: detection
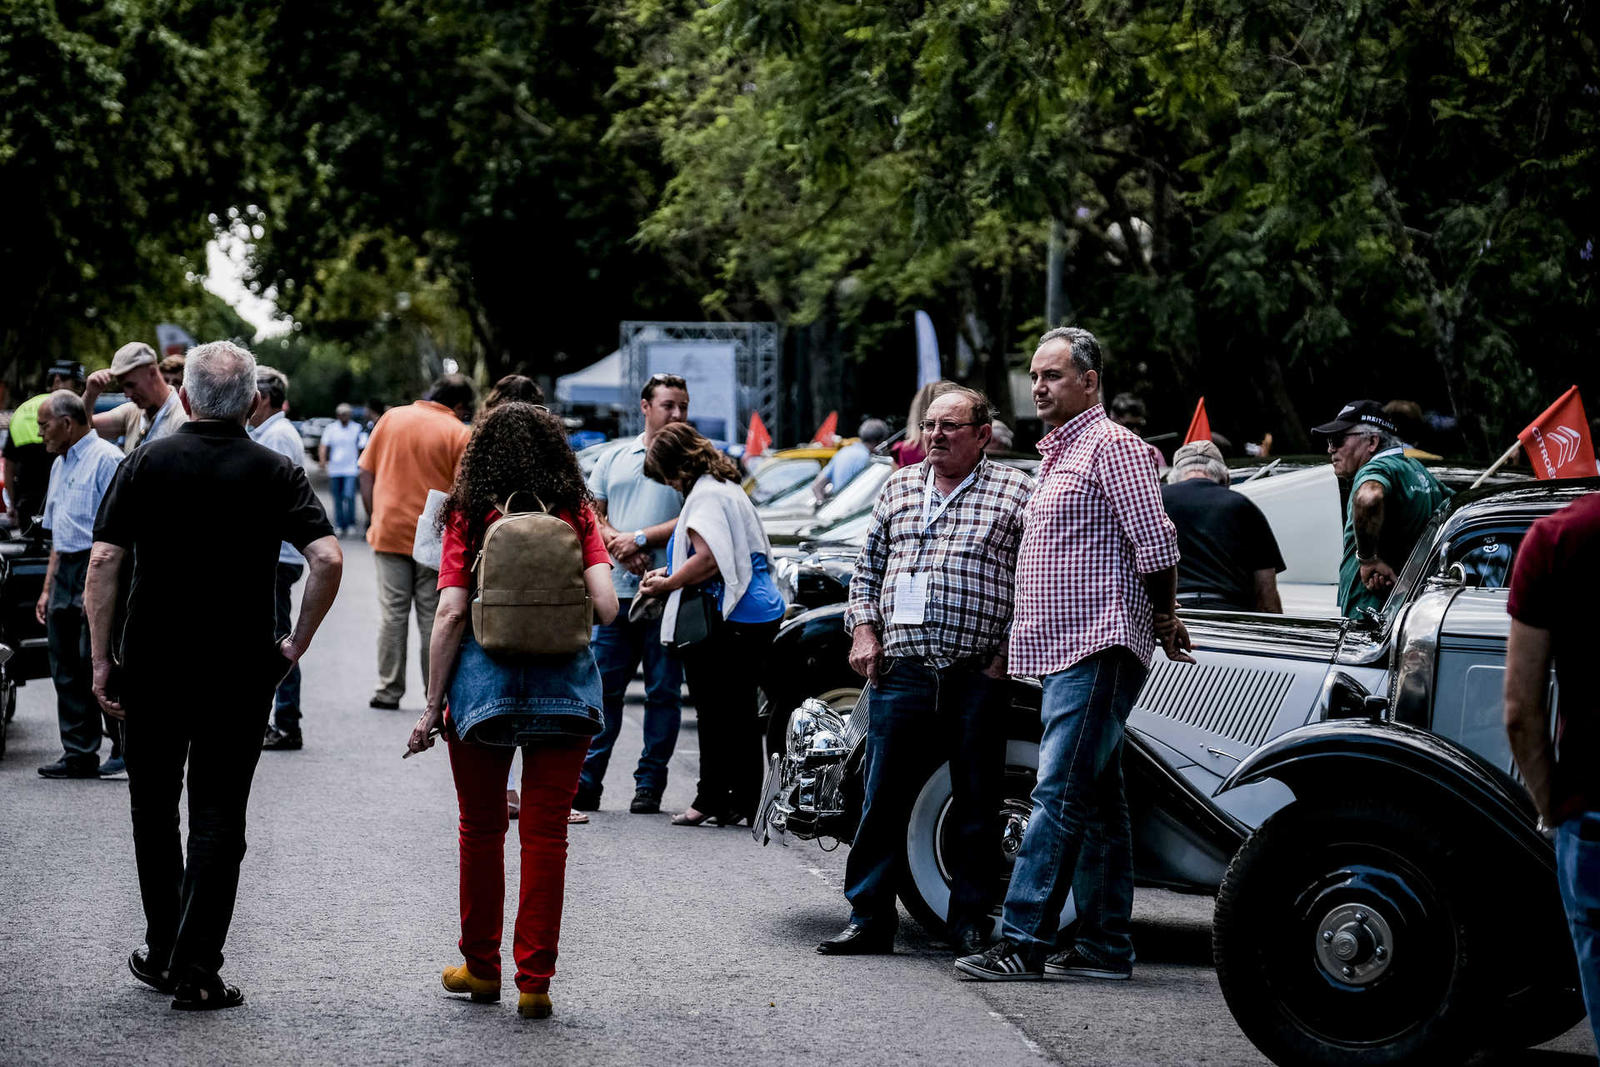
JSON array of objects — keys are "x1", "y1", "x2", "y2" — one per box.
[
  {"x1": 517, "y1": 992, "x2": 553, "y2": 1019},
  {"x1": 441, "y1": 964, "x2": 500, "y2": 1003}
]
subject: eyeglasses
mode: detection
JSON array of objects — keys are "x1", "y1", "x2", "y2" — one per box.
[{"x1": 918, "y1": 420, "x2": 980, "y2": 434}]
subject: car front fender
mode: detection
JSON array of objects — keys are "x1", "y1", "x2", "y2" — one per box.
[{"x1": 1217, "y1": 719, "x2": 1552, "y2": 871}]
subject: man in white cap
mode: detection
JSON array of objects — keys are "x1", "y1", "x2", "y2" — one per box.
[{"x1": 83, "y1": 341, "x2": 189, "y2": 453}]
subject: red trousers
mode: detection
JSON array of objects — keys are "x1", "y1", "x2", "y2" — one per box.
[{"x1": 446, "y1": 735, "x2": 587, "y2": 994}]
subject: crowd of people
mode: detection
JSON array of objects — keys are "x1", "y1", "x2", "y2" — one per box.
[{"x1": 1, "y1": 325, "x2": 1592, "y2": 1046}]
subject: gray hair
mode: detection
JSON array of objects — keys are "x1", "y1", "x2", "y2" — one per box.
[
  {"x1": 930, "y1": 386, "x2": 995, "y2": 428},
  {"x1": 255, "y1": 365, "x2": 289, "y2": 411},
  {"x1": 185, "y1": 341, "x2": 259, "y2": 422},
  {"x1": 335, "y1": 402, "x2": 352, "y2": 418},
  {"x1": 46, "y1": 389, "x2": 88, "y2": 426},
  {"x1": 857, "y1": 418, "x2": 890, "y2": 446},
  {"x1": 1167, "y1": 440, "x2": 1229, "y2": 486},
  {"x1": 1349, "y1": 424, "x2": 1404, "y2": 453},
  {"x1": 1037, "y1": 326, "x2": 1104, "y2": 376}
]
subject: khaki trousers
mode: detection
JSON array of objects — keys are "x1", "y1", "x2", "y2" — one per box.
[{"x1": 373, "y1": 550, "x2": 440, "y2": 703}]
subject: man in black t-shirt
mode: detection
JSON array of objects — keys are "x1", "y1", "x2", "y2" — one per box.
[
  {"x1": 1160, "y1": 441, "x2": 1284, "y2": 612},
  {"x1": 84, "y1": 341, "x2": 343, "y2": 1011}
]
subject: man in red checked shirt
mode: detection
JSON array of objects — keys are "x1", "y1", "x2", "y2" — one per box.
[{"x1": 957, "y1": 326, "x2": 1193, "y2": 984}]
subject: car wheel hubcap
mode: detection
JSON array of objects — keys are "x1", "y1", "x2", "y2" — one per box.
[{"x1": 1314, "y1": 903, "x2": 1395, "y2": 985}]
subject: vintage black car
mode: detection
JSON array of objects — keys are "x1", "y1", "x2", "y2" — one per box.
[
  {"x1": 754, "y1": 478, "x2": 1594, "y2": 1065},
  {"x1": 0, "y1": 523, "x2": 52, "y2": 758}
]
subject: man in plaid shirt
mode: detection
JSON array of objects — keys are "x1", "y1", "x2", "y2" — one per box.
[
  {"x1": 820, "y1": 388, "x2": 1032, "y2": 958},
  {"x1": 958, "y1": 327, "x2": 1192, "y2": 983}
]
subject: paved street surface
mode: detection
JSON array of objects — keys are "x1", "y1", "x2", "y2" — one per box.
[{"x1": 1, "y1": 524, "x2": 1594, "y2": 1065}]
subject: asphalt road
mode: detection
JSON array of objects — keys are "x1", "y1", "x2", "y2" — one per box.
[{"x1": 1, "y1": 525, "x2": 1593, "y2": 1066}]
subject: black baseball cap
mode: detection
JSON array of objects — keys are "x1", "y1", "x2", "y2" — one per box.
[
  {"x1": 1310, "y1": 399, "x2": 1398, "y2": 437},
  {"x1": 47, "y1": 360, "x2": 85, "y2": 384}
]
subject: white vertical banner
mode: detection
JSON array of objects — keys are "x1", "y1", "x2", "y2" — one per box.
[{"x1": 914, "y1": 310, "x2": 941, "y2": 388}]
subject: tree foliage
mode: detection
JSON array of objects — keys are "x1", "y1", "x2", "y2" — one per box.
[
  {"x1": 1, "y1": 0, "x2": 258, "y2": 383},
  {"x1": 622, "y1": 0, "x2": 1598, "y2": 450}
]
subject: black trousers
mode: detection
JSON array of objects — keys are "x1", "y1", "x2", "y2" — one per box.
[
  {"x1": 678, "y1": 618, "x2": 781, "y2": 820},
  {"x1": 125, "y1": 690, "x2": 272, "y2": 980},
  {"x1": 46, "y1": 551, "x2": 104, "y2": 766}
]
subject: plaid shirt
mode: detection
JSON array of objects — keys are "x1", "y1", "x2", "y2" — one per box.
[
  {"x1": 1009, "y1": 405, "x2": 1179, "y2": 676},
  {"x1": 844, "y1": 457, "x2": 1033, "y2": 667},
  {"x1": 42, "y1": 431, "x2": 124, "y2": 553}
]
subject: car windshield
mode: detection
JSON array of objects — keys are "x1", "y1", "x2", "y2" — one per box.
[
  {"x1": 815, "y1": 462, "x2": 891, "y2": 523},
  {"x1": 747, "y1": 458, "x2": 822, "y2": 505},
  {"x1": 808, "y1": 510, "x2": 874, "y2": 546}
]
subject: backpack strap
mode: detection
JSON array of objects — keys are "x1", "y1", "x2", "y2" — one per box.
[{"x1": 500, "y1": 491, "x2": 549, "y2": 516}]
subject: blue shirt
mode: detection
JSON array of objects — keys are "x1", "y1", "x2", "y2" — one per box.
[
  {"x1": 42, "y1": 432, "x2": 124, "y2": 552},
  {"x1": 587, "y1": 435, "x2": 684, "y2": 598},
  {"x1": 820, "y1": 441, "x2": 870, "y2": 494},
  {"x1": 250, "y1": 411, "x2": 309, "y2": 565},
  {"x1": 667, "y1": 532, "x2": 787, "y2": 624}
]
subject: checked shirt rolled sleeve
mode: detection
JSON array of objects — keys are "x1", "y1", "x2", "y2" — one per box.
[
  {"x1": 1009, "y1": 406, "x2": 1180, "y2": 676},
  {"x1": 844, "y1": 458, "x2": 1033, "y2": 666}
]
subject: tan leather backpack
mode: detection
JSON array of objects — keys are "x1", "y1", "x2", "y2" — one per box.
[{"x1": 470, "y1": 493, "x2": 592, "y2": 656}]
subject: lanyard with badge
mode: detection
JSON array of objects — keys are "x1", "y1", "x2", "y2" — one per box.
[{"x1": 891, "y1": 463, "x2": 981, "y2": 624}]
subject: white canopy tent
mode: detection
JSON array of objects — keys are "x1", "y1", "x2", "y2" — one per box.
[{"x1": 554, "y1": 349, "x2": 626, "y2": 407}]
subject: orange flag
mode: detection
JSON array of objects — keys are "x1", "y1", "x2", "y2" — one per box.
[
  {"x1": 812, "y1": 411, "x2": 838, "y2": 445},
  {"x1": 745, "y1": 411, "x2": 772, "y2": 458},
  {"x1": 1183, "y1": 398, "x2": 1211, "y2": 445},
  {"x1": 1518, "y1": 386, "x2": 1597, "y2": 479}
]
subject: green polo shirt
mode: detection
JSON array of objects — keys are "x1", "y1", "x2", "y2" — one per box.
[{"x1": 1338, "y1": 449, "x2": 1451, "y2": 618}]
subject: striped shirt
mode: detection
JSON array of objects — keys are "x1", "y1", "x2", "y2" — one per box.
[
  {"x1": 42, "y1": 432, "x2": 125, "y2": 552},
  {"x1": 1009, "y1": 404, "x2": 1179, "y2": 676},
  {"x1": 844, "y1": 457, "x2": 1033, "y2": 667}
]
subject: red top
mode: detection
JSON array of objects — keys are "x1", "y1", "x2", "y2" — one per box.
[
  {"x1": 1508, "y1": 491, "x2": 1600, "y2": 820},
  {"x1": 437, "y1": 502, "x2": 611, "y2": 590},
  {"x1": 890, "y1": 440, "x2": 927, "y2": 468}
]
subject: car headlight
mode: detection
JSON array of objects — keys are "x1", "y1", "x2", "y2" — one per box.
[{"x1": 785, "y1": 698, "x2": 848, "y2": 765}]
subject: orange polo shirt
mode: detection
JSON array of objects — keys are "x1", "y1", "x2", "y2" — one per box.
[{"x1": 358, "y1": 400, "x2": 472, "y2": 555}]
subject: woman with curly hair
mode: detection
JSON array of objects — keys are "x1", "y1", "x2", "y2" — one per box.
[
  {"x1": 638, "y1": 423, "x2": 786, "y2": 826},
  {"x1": 407, "y1": 402, "x2": 618, "y2": 1020}
]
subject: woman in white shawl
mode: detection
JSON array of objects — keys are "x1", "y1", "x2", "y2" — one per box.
[{"x1": 638, "y1": 423, "x2": 787, "y2": 826}]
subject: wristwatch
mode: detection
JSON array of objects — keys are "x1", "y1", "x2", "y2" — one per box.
[{"x1": 633, "y1": 530, "x2": 648, "y2": 549}]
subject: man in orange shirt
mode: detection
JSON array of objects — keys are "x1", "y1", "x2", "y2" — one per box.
[{"x1": 359, "y1": 374, "x2": 475, "y2": 709}]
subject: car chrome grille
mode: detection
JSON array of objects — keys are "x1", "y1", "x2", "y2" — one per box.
[{"x1": 1135, "y1": 660, "x2": 1295, "y2": 748}]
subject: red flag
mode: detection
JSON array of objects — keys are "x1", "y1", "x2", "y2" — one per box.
[
  {"x1": 1518, "y1": 386, "x2": 1597, "y2": 479},
  {"x1": 1183, "y1": 398, "x2": 1211, "y2": 445},
  {"x1": 745, "y1": 411, "x2": 772, "y2": 458},
  {"x1": 812, "y1": 411, "x2": 838, "y2": 445}
]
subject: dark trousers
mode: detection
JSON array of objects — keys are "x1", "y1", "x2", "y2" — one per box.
[
  {"x1": 126, "y1": 692, "x2": 271, "y2": 981},
  {"x1": 46, "y1": 550, "x2": 108, "y2": 766},
  {"x1": 678, "y1": 618, "x2": 780, "y2": 820},
  {"x1": 844, "y1": 656, "x2": 1006, "y2": 936},
  {"x1": 580, "y1": 602, "x2": 684, "y2": 797},
  {"x1": 272, "y1": 562, "x2": 305, "y2": 732}
]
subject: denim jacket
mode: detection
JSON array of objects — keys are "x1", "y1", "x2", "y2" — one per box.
[{"x1": 447, "y1": 635, "x2": 605, "y2": 746}]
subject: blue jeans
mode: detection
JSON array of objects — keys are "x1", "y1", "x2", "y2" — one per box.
[
  {"x1": 579, "y1": 602, "x2": 684, "y2": 796},
  {"x1": 328, "y1": 475, "x2": 358, "y2": 530},
  {"x1": 272, "y1": 562, "x2": 304, "y2": 732},
  {"x1": 999, "y1": 646, "x2": 1147, "y2": 960},
  {"x1": 1555, "y1": 811, "x2": 1600, "y2": 1050},
  {"x1": 844, "y1": 656, "x2": 1006, "y2": 936}
]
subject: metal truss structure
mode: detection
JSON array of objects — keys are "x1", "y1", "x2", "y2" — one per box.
[{"x1": 619, "y1": 321, "x2": 780, "y2": 443}]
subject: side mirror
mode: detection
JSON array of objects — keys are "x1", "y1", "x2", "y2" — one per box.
[{"x1": 1446, "y1": 562, "x2": 1467, "y2": 585}]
